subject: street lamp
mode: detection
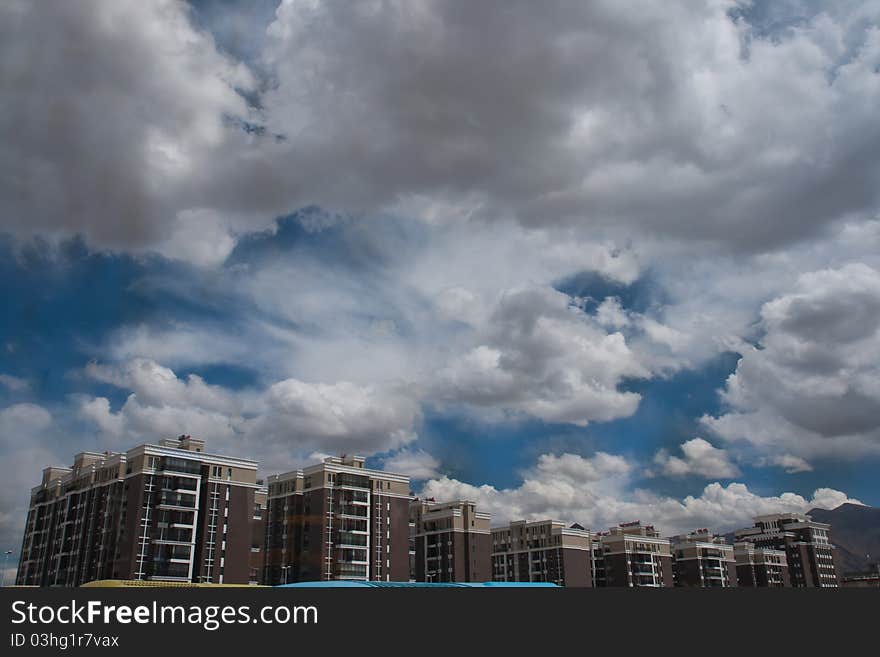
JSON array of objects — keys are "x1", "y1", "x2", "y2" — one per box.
[{"x1": 2, "y1": 550, "x2": 13, "y2": 587}]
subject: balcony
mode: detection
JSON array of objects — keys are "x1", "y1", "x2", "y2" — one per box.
[
  {"x1": 338, "y1": 490, "x2": 369, "y2": 504},
  {"x1": 335, "y1": 531, "x2": 368, "y2": 547},
  {"x1": 150, "y1": 562, "x2": 191, "y2": 579},
  {"x1": 632, "y1": 568, "x2": 656, "y2": 576},
  {"x1": 334, "y1": 562, "x2": 369, "y2": 578},
  {"x1": 156, "y1": 492, "x2": 197, "y2": 509},
  {"x1": 336, "y1": 548, "x2": 369, "y2": 564}
]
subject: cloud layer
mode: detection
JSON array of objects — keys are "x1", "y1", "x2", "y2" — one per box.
[
  {"x1": 421, "y1": 450, "x2": 862, "y2": 536},
  {"x1": 3, "y1": 0, "x2": 880, "y2": 257}
]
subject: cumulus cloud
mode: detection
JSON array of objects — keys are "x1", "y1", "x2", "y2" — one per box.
[
  {"x1": 159, "y1": 209, "x2": 237, "y2": 267},
  {"x1": 79, "y1": 358, "x2": 420, "y2": 469},
  {"x1": 421, "y1": 450, "x2": 861, "y2": 535},
  {"x1": 245, "y1": 378, "x2": 420, "y2": 458},
  {"x1": 432, "y1": 287, "x2": 648, "y2": 425},
  {"x1": 0, "y1": 404, "x2": 59, "y2": 556},
  {"x1": 381, "y1": 449, "x2": 441, "y2": 480},
  {"x1": 650, "y1": 438, "x2": 740, "y2": 479},
  {"x1": 594, "y1": 297, "x2": 631, "y2": 330},
  {"x1": 704, "y1": 264, "x2": 880, "y2": 460},
  {"x1": 0, "y1": 0, "x2": 264, "y2": 253}
]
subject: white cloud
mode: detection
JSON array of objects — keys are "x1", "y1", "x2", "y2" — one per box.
[
  {"x1": 704, "y1": 263, "x2": 880, "y2": 461},
  {"x1": 0, "y1": 404, "x2": 59, "y2": 554},
  {"x1": 0, "y1": 403, "x2": 51, "y2": 433},
  {"x1": 638, "y1": 317, "x2": 691, "y2": 353},
  {"x1": 431, "y1": 287, "x2": 648, "y2": 425},
  {"x1": 85, "y1": 359, "x2": 240, "y2": 414},
  {"x1": 160, "y1": 209, "x2": 236, "y2": 267},
  {"x1": 421, "y1": 450, "x2": 861, "y2": 536},
  {"x1": 594, "y1": 297, "x2": 631, "y2": 330},
  {"x1": 757, "y1": 454, "x2": 814, "y2": 474},
  {"x1": 0, "y1": 373, "x2": 29, "y2": 392},
  {"x1": 535, "y1": 452, "x2": 632, "y2": 483},
  {"x1": 245, "y1": 378, "x2": 420, "y2": 458},
  {"x1": 103, "y1": 324, "x2": 257, "y2": 369},
  {"x1": 79, "y1": 358, "x2": 421, "y2": 472},
  {"x1": 650, "y1": 438, "x2": 740, "y2": 479},
  {"x1": 382, "y1": 449, "x2": 440, "y2": 480}
]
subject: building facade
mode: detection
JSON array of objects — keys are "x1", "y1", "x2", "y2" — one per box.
[
  {"x1": 248, "y1": 484, "x2": 267, "y2": 585},
  {"x1": 594, "y1": 522, "x2": 674, "y2": 588},
  {"x1": 670, "y1": 529, "x2": 737, "y2": 588},
  {"x1": 491, "y1": 520, "x2": 592, "y2": 587},
  {"x1": 734, "y1": 513, "x2": 840, "y2": 588},
  {"x1": 734, "y1": 542, "x2": 790, "y2": 587},
  {"x1": 264, "y1": 455, "x2": 411, "y2": 584},
  {"x1": 16, "y1": 436, "x2": 260, "y2": 586},
  {"x1": 409, "y1": 499, "x2": 491, "y2": 583}
]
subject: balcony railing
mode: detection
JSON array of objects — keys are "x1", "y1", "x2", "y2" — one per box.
[
  {"x1": 156, "y1": 493, "x2": 197, "y2": 508},
  {"x1": 335, "y1": 532, "x2": 368, "y2": 546}
]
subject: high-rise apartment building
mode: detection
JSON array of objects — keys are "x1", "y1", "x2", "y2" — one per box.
[
  {"x1": 734, "y1": 542, "x2": 790, "y2": 587},
  {"x1": 594, "y1": 521, "x2": 674, "y2": 588},
  {"x1": 409, "y1": 498, "x2": 491, "y2": 582},
  {"x1": 669, "y1": 529, "x2": 737, "y2": 587},
  {"x1": 734, "y1": 513, "x2": 840, "y2": 588},
  {"x1": 264, "y1": 455, "x2": 411, "y2": 584},
  {"x1": 491, "y1": 520, "x2": 592, "y2": 587},
  {"x1": 16, "y1": 436, "x2": 260, "y2": 586},
  {"x1": 248, "y1": 484, "x2": 268, "y2": 585}
]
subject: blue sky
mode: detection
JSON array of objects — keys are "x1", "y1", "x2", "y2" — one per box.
[{"x1": 2, "y1": 0, "x2": 880, "y2": 557}]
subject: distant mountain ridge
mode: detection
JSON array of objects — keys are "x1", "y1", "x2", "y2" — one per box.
[{"x1": 806, "y1": 503, "x2": 880, "y2": 575}]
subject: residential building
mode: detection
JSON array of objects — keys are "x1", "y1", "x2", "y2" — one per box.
[
  {"x1": 249, "y1": 484, "x2": 268, "y2": 585},
  {"x1": 409, "y1": 498, "x2": 491, "y2": 582},
  {"x1": 669, "y1": 529, "x2": 737, "y2": 587},
  {"x1": 491, "y1": 520, "x2": 592, "y2": 587},
  {"x1": 734, "y1": 542, "x2": 790, "y2": 587},
  {"x1": 591, "y1": 541, "x2": 606, "y2": 586},
  {"x1": 16, "y1": 435, "x2": 260, "y2": 586},
  {"x1": 594, "y1": 521, "x2": 674, "y2": 588},
  {"x1": 735, "y1": 513, "x2": 840, "y2": 588},
  {"x1": 264, "y1": 455, "x2": 411, "y2": 584}
]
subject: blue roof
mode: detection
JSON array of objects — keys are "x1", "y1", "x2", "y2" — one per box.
[{"x1": 276, "y1": 581, "x2": 559, "y2": 588}]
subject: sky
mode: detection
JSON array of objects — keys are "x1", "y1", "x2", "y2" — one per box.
[{"x1": 1, "y1": 0, "x2": 879, "y2": 563}]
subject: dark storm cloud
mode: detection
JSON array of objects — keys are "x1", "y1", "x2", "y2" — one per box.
[
  {"x1": 0, "y1": 0, "x2": 261, "y2": 250},
  {"x1": 259, "y1": 0, "x2": 880, "y2": 249}
]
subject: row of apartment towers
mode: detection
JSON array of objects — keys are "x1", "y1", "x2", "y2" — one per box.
[{"x1": 16, "y1": 437, "x2": 842, "y2": 588}]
